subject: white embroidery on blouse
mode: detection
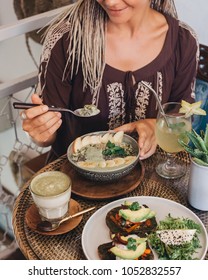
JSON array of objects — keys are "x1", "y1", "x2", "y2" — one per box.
[
  {"x1": 36, "y1": 21, "x2": 71, "y2": 95},
  {"x1": 107, "y1": 75, "x2": 164, "y2": 126},
  {"x1": 135, "y1": 82, "x2": 151, "y2": 119},
  {"x1": 107, "y1": 82, "x2": 126, "y2": 129}
]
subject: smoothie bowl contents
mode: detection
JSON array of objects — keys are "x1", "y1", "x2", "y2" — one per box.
[
  {"x1": 30, "y1": 171, "x2": 72, "y2": 223},
  {"x1": 67, "y1": 131, "x2": 139, "y2": 182},
  {"x1": 76, "y1": 104, "x2": 100, "y2": 117}
]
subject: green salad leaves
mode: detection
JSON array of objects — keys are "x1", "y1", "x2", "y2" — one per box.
[{"x1": 148, "y1": 214, "x2": 202, "y2": 260}]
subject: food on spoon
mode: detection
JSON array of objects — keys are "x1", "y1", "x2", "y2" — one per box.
[
  {"x1": 98, "y1": 233, "x2": 154, "y2": 260},
  {"x1": 105, "y1": 201, "x2": 157, "y2": 236},
  {"x1": 77, "y1": 104, "x2": 100, "y2": 116}
]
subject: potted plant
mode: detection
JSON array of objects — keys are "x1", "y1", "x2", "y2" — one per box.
[{"x1": 179, "y1": 123, "x2": 208, "y2": 210}]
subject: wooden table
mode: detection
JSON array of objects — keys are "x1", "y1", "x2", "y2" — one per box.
[{"x1": 12, "y1": 150, "x2": 208, "y2": 260}]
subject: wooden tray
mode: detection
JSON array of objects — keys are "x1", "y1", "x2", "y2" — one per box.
[{"x1": 60, "y1": 160, "x2": 145, "y2": 200}]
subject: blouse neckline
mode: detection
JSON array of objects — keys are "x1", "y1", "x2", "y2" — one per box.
[{"x1": 105, "y1": 14, "x2": 178, "y2": 79}]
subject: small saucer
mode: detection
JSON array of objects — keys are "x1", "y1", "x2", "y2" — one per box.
[{"x1": 25, "y1": 199, "x2": 82, "y2": 235}]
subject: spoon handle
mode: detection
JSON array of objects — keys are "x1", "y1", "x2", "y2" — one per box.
[
  {"x1": 13, "y1": 102, "x2": 69, "y2": 113},
  {"x1": 61, "y1": 206, "x2": 95, "y2": 223}
]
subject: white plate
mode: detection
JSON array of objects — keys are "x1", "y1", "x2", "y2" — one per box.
[{"x1": 82, "y1": 196, "x2": 208, "y2": 260}]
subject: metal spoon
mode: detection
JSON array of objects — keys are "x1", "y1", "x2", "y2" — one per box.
[
  {"x1": 13, "y1": 102, "x2": 100, "y2": 118},
  {"x1": 37, "y1": 206, "x2": 95, "y2": 232}
]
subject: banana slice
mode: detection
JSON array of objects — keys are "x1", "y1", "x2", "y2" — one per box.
[
  {"x1": 124, "y1": 156, "x2": 137, "y2": 165},
  {"x1": 113, "y1": 131, "x2": 124, "y2": 144},
  {"x1": 113, "y1": 157, "x2": 125, "y2": 166},
  {"x1": 77, "y1": 161, "x2": 97, "y2": 169},
  {"x1": 98, "y1": 161, "x2": 107, "y2": 168},
  {"x1": 106, "y1": 159, "x2": 116, "y2": 168}
]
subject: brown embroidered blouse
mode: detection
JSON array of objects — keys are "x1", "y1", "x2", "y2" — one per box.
[{"x1": 37, "y1": 14, "x2": 198, "y2": 162}]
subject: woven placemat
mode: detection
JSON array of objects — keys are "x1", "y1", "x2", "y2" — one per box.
[
  {"x1": 23, "y1": 178, "x2": 183, "y2": 260},
  {"x1": 12, "y1": 153, "x2": 208, "y2": 260}
]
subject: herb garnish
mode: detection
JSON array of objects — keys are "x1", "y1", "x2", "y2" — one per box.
[
  {"x1": 102, "y1": 141, "x2": 127, "y2": 157},
  {"x1": 127, "y1": 237, "x2": 137, "y2": 251},
  {"x1": 168, "y1": 122, "x2": 186, "y2": 129},
  {"x1": 128, "y1": 202, "x2": 141, "y2": 211}
]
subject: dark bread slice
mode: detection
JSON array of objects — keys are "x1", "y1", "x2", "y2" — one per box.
[
  {"x1": 105, "y1": 205, "x2": 157, "y2": 236},
  {"x1": 98, "y1": 240, "x2": 154, "y2": 260}
]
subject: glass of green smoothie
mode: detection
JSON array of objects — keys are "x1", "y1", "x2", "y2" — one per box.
[{"x1": 30, "y1": 171, "x2": 71, "y2": 222}]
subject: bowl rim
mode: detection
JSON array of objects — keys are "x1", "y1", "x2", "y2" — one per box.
[{"x1": 67, "y1": 131, "x2": 140, "y2": 174}]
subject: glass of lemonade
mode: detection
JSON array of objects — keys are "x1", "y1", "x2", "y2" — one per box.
[
  {"x1": 155, "y1": 102, "x2": 192, "y2": 179},
  {"x1": 30, "y1": 171, "x2": 72, "y2": 222}
]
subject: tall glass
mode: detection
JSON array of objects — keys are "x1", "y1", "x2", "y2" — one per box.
[{"x1": 155, "y1": 102, "x2": 192, "y2": 179}]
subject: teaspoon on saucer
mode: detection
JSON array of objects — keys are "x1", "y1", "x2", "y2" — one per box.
[
  {"x1": 13, "y1": 102, "x2": 100, "y2": 118},
  {"x1": 37, "y1": 206, "x2": 95, "y2": 232}
]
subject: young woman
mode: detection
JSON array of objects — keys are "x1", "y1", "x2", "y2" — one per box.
[{"x1": 21, "y1": 0, "x2": 199, "y2": 163}]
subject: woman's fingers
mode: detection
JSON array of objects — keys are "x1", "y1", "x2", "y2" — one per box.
[
  {"x1": 114, "y1": 122, "x2": 136, "y2": 133},
  {"x1": 21, "y1": 104, "x2": 49, "y2": 120},
  {"x1": 138, "y1": 131, "x2": 157, "y2": 159},
  {"x1": 23, "y1": 112, "x2": 62, "y2": 141},
  {"x1": 115, "y1": 119, "x2": 157, "y2": 160},
  {"x1": 28, "y1": 117, "x2": 62, "y2": 143},
  {"x1": 20, "y1": 93, "x2": 45, "y2": 120},
  {"x1": 19, "y1": 93, "x2": 62, "y2": 146}
]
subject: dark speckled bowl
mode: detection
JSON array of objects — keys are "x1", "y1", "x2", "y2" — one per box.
[{"x1": 67, "y1": 131, "x2": 139, "y2": 182}]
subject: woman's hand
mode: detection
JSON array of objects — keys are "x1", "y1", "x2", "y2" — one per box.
[
  {"x1": 21, "y1": 94, "x2": 62, "y2": 147},
  {"x1": 114, "y1": 119, "x2": 157, "y2": 160}
]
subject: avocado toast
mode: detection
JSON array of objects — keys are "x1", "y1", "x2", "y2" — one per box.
[
  {"x1": 98, "y1": 233, "x2": 154, "y2": 260},
  {"x1": 105, "y1": 201, "x2": 157, "y2": 236}
]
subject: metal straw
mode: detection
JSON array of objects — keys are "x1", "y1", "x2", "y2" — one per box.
[{"x1": 140, "y1": 81, "x2": 170, "y2": 127}]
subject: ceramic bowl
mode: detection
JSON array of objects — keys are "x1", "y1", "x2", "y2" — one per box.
[{"x1": 67, "y1": 131, "x2": 140, "y2": 182}]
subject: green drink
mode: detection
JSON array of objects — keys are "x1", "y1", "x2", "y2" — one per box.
[{"x1": 156, "y1": 118, "x2": 191, "y2": 153}]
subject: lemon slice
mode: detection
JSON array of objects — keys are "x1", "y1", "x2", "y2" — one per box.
[{"x1": 179, "y1": 100, "x2": 206, "y2": 118}]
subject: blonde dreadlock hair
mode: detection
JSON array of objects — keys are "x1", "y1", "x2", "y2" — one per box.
[{"x1": 41, "y1": 0, "x2": 177, "y2": 100}]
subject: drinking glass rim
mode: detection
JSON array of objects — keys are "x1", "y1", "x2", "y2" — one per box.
[
  {"x1": 161, "y1": 102, "x2": 189, "y2": 119},
  {"x1": 30, "y1": 171, "x2": 71, "y2": 198}
]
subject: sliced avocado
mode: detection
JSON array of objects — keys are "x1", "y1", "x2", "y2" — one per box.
[
  {"x1": 120, "y1": 235, "x2": 147, "y2": 244},
  {"x1": 123, "y1": 200, "x2": 132, "y2": 206},
  {"x1": 110, "y1": 242, "x2": 146, "y2": 259},
  {"x1": 119, "y1": 207, "x2": 151, "y2": 223},
  {"x1": 145, "y1": 210, "x2": 156, "y2": 220}
]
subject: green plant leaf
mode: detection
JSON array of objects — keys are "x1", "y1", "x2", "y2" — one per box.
[
  {"x1": 187, "y1": 130, "x2": 207, "y2": 153},
  {"x1": 178, "y1": 139, "x2": 197, "y2": 157},
  {"x1": 192, "y1": 149, "x2": 208, "y2": 160},
  {"x1": 204, "y1": 124, "x2": 208, "y2": 150},
  {"x1": 192, "y1": 157, "x2": 208, "y2": 166}
]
